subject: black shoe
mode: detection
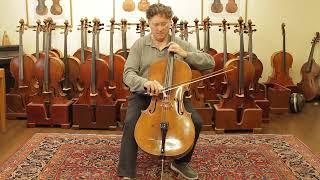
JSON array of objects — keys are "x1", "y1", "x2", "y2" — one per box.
[{"x1": 170, "y1": 161, "x2": 198, "y2": 180}]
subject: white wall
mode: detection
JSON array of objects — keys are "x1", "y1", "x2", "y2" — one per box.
[{"x1": 1, "y1": 0, "x2": 320, "y2": 82}]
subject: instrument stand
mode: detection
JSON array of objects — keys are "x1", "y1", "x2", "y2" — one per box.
[
  {"x1": 72, "y1": 99, "x2": 119, "y2": 129},
  {"x1": 213, "y1": 101, "x2": 263, "y2": 133},
  {"x1": 6, "y1": 93, "x2": 27, "y2": 119},
  {"x1": 26, "y1": 99, "x2": 73, "y2": 128},
  {"x1": 249, "y1": 83, "x2": 271, "y2": 122},
  {"x1": 265, "y1": 83, "x2": 291, "y2": 114}
]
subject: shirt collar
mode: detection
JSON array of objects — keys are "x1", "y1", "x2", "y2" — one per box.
[{"x1": 145, "y1": 33, "x2": 172, "y2": 48}]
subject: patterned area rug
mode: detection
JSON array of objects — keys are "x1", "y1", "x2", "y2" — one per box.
[{"x1": 0, "y1": 133, "x2": 320, "y2": 179}]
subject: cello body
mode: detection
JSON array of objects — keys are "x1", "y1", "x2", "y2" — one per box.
[
  {"x1": 268, "y1": 51, "x2": 294, "y2": 86},
  {"x1": 215, "y1": 17, "x2": 262, "y2": 132},
  {"x1": 134, "y1": 57, "x2": 195, "y2": 157}
]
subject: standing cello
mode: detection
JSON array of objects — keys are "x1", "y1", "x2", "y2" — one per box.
[
  {"x1": 215, "y1": 17, "x2": 262, "y2": 132},
  {"x1": 7, "y1": 19, "x2": 38, "y2": 117},
  {"x1": 76, "y1": 18, "x2": 116, "y2": 128},
  {"x1": 220, "y1": 17, "x2": 255, "y2": 106},
  {"x1": 298, "y1": 32, "x2": 320, "y2": 101},
  {"x1": 267, "y1": 23, "x2": 294, "y2": 86}
]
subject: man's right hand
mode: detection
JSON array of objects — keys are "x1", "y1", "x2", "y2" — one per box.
[{"x1": 144, "y1": 80, "x2": 163, "y2": 96}]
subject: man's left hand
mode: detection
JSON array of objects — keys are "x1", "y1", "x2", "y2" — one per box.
[{"x1": 167, "y1": 42, "x2": 188, "y2": 58}]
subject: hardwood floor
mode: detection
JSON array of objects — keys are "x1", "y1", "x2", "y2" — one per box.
[{"x1": 0, "y1": 102, "x2": 319, "y2": 164}]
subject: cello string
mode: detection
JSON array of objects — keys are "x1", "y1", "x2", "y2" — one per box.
[{"x1": 162, "y1": 66, "x2": 236, "y2": 93}]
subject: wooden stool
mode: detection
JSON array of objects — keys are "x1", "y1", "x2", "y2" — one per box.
[{"x1": 0, "y1": 68, "x2": 6, "y2": 132}]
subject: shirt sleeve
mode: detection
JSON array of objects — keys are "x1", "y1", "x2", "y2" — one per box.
[
  {"x1": 184, "y1": 42, "x2": 215, "y2": 72},
  {"x1": 123, "y1": 39, "x2": 148, "y2": 92}
]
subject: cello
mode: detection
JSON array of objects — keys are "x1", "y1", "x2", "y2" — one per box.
[
  {"x1": 77, "y1": 18, "x2": 112, "y2": 109},
  {"x1": 267, "y1": 23, "x2": 294, "y2": 86},
  {"x1": 214, "y1": 18, "x2": 262, "y2": 132},
  {"x1": 220, "y1": 17, "x2": 256, "y2": 112},
  {"x1": 7, "y1": 19, "x2": 38, "y2": 116},
  {"x1": 61, "y1": 20, "x2": 82, "y2": 98},
  {"x1": 298, "y1": 32, "x2": 320, "y2": 101},
  {"x1": 34, "y1": 18, "x2": 65, "y2": 101},
  {"x1": 134, "y1": 16, "x2": 195, "y2": 177}
]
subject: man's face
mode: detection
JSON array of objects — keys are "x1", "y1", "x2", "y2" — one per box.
[{"x1": 148, "y1": 14, "x2": 171, "y2": 42}]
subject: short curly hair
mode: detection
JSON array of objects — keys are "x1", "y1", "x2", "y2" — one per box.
[{"x1": 146, "y1": 3, "x2": 173, "y2": 20}]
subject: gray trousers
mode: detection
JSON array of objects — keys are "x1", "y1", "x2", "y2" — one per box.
[{"x1": 117, "y1": 93, "x2": 202, "y2": 178}]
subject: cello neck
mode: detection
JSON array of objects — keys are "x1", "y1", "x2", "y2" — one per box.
[
  {"x1": 18, "y1": 29, "x2": 24, "y2": 82},
  {"x1": 183, "y1": 21, "x2": 189, "y2": 41},
  {"x1": 96, "y1": 29, "x2": 100, "y2": 59},
  {"x1": 80, "y1": 18, "x2": 85, "y2": 63},
  {"x1": 306, "y1": 33, "x2": 319, "y2": 72},
  {"x1": 63, "y1": 21, "x2": 70, "y2": 90},
  {"x1": 165, "y1": 16, "x2": 179, "y2": 89},
  {"x1": 203, "y1": 19, "x2": 208, "y2": 52},
  {"x1": 84, "y1": 18, "x2": 88, "y2": 48},
  {"x1": 35, "y1": 21, "x2": 41, "y2": 60},
  {"x1": 44, "y1": 26, "x2": 50, "y2": 93},
  {"x1": 194, "y1": 19, "x2": 200, "y2": 50},
  {"x1": 91, "y1": 21, "x2": 97, "y2": 95},
  {"x1": 223, "y1": 29, "x2": 228, "y2": 65},
  {"x1": 121, "y1": 19, "x2": 128, "y2": 59},
  {"x1": 281, "y1": 23, "x2": 286, "y2": 73},
  {"x1": 248, "y1": 31, "x2": 253, "y2": 63},
  {"x1": 109, "y1": 19, "x2": 115, "y2": 81},
  {"x1": 239, "y1": 28, "x2": 244, "y2": 95},
  {"x1": 234, "y1": 17, "x2": 245, "y2": 96}
]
